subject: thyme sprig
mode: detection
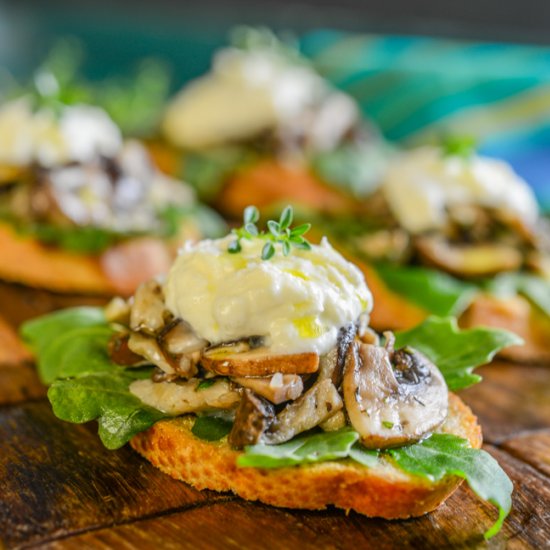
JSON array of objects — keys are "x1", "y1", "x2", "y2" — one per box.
[{"x1": 228, "y1": 205, "x2": 312, "y2": 260}]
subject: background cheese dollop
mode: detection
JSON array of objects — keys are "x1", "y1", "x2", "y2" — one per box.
[
  {"x1": 382, "y1": 146, "x2": 539, "y2": 234},
  {"x1": 164, "y1": 236, "x2": 372, "y2": 355}
]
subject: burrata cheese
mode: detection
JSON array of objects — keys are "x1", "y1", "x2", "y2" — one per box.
[
  {"x1": 164, "y1": 236, "x2": 371, "y2": 355},
  {"x1": 382, "y1": 146, "x2": 539, "y2": 234}
]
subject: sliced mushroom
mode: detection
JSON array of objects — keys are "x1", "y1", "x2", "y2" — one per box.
[
  {"x1": 201, "y1": 345, "x2": 319, "y2": 377},
  {"x1": 130, "y1": 279, "x2": 169, "y2": 335},
  {"x1": 233, "y1": 374, "x2": 304, "y2": 404},
  {"x1": 160, "y1": 320, "x2": 207, "y2": 355},
  {"x1": 129, "y1": 377, "x2": 240, "y2": 415},
  {"x1": 104, "y1": 297, "x2": 131, "y2": 325},
  {"x1": 415, "y1": 234, "x2": 522, "y2": 277},
  {"x1": 319, "y1": 410, "x2": 346, "y2": 432},
  {"x1": 228, "y1": 389, "x2": 276, "y2": 448},
  {"x1": 355, "y1": 228, "x2": 411, "y2": 263},
  {"x1": 127, "y1": 332, "x2": 175, "y2": 375},
  {"x1": 263, "y1": 378, "x2": 343, "y2": 444},
  {"x1": 108, "y1": 332, "x2": 144, "y2": 366},
  {"x1": 343, "y1": 341, "x2": 448, "y2": 449}
]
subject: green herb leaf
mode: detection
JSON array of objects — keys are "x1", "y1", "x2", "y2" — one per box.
[
  {"x1": 441, "y1": 135, "x2": 477, "y2": 159},
  {"x1": 375, "y1": 263, "x2": 477, "y2": 317},
  {"x1": 279, "y1": 206, "x2": 293, "y2": 229},
  {"x1": 282, "y1": 240, "x2": 291, "y2": 256},
  {"x1": 238, "y1": 428, "x2": 360, "y2": 468},
  {"x1": 21, "y1": 307, "x2": 106, "y2": 357},
  {"x1": 196, "y1": 379, "x2": 216, "y2": 391},
  {"x1": 290, "y1": 223, "x2": 312, "y2": 237},
  {"x1": 395, "y1": 317, "x2": 522, "y2": 390},
  {"x1": 244, "y1": 205, "x2": 260, "y2": 225},
  {"x1": 191, "y1": 415, "x2": 233, "y2": 441},
  {"x1": 390, "y1": 434, "x2": 512, "y2": 539},
  {"x1": 312, "y1": 142, "x2": 393, "y2": 198},
  {"x1": 228, "y1": 239, "x2": 241, "y2": 254},
  {"x1": 245, "y1": 223, "x2": 259, "y2": 236},
  {"x1": 488, "y1": 273, "x2": 550, "y2": 318},
  {"x1": 262, "y1": 242, "x2": 276, "y2": 260},
  {"x1": 267, "y1": 220, "x2": 281, "y2": 237},
  {"x1": 348, "y1": 443, "x2": 379, "y2": 467},
  {"x1": 48, "y1": 369, "x2": 166, "y2": 449}
]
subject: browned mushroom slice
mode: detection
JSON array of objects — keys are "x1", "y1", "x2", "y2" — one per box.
[
  {"x1": 108, "y1": 332, "x2": 144, "y2": 366},
  {"x1": 129, "y1": 378, "x2": 240, "y2": 415},
  {"x1": 228, "y1": 389, "x2": 276, "y2": 448},
  {"x1": 160, "y1": 320, "x2": 207, "y2": 355},
  {"x1": 343, "y1": 341, "x2": 448, "y2": 449},
  {"x1": 127, "y1": 332, "x2": 176, "y2": 375},
  {"x1": 104, "y1": 297, "x2": 131, "y2": 325},
  {"x1": 263, "y1": 378, "x2": 343, "y2": 444},
  {"x1": 319, "y1": 410, "x2": 346, "y2": 432},
  {"x1": 201, "y1": 345, "x2": 319, "y2": 376},
  {"x1": 233, "y1": 374, "x2": 304, "y2": 404},
  {"x1": 130, "y1": 279, "x2": 168, "y2": 335},
  {"x1": 415, "y1": 234, "x2": 522, "y2": 277}
]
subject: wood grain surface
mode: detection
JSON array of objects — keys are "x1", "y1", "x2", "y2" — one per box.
[{"x1": 0, "y1": 282, "x2": 549, "y2": 549}]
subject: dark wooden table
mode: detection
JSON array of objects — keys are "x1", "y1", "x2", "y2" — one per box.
[{"x1": 1, "y1": 281, "x2": 549, "y2": 549}]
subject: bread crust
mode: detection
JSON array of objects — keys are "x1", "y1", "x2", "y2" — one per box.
[
  {"x1": 0, "y1": 222, "x2": 174, "y2": 296},
  {"x1": 130, "y1": 393, "x2": 481, "y2": 519}
]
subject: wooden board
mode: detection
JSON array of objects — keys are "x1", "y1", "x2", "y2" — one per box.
[{"x1": 0, "y1": 283, "x2": 549, "y2": 549}]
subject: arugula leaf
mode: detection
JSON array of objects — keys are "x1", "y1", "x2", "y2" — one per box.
[
  {"x1": 390, "y1": 434, "x2": 512, "y2": 539},
  {"x1": 375, "y1": 263, "x2": 476, "y2": 317},
  {"x1": 183, "y1": 147, "x2": 256, "y2": 201},
  {"x1": 312, "y1": 142, "x2": 392, "y2": 199},
  {"x1": 348, "y1": 443, "x2": 379, "y2": 467},
  {"x1": 39, "y1": 325, "x2": 116, "y2": 385},
  {"x1": 238, "y1": 428, "x2": 360, "y2": 468},
  {"x1": 488, "y1": 273, "x2": 550, "y2": 318},
  {"x1": 48, "y1": 369, "x2": 167, "y2": 449},
  {"x1": 395, "y1": 317, "x2": 522, "y2": 391},
  {"x1": 21, "y1": 307, "x2": 106, "y2": 356},
  {"x1": 192, "y1": 416, "x2": 233, "y2": 441}
]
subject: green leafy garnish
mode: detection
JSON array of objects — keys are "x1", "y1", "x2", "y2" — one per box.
[
  {"x1": 228, "y1": 205, "x2": 312, "y2": 260},
  {"x1": 441, "y1": 135, "x2": 477, "y2": 159},
  {"x1": 488, "y1": 272, "x2": 550, "y2": 318},
  {"x1": 238, "y1": 428, "x2": 360, "y2": 468},
  {"x1": 375, "y1": 263, "x2": 477, "y2": 317},
  {"x1": 191, "y1": 415, "x2": 233, "y2": 441},
  {"x1": 21, "y1": 306, "x2": 106, "y2": 357},
  {"x1": 312, "y1": 142, "x2": 393, "y2": 198},
  {"x1": 390, "y1": 434, "x2": 513, "y2": 539},
  {"x1": 21, "y1": 307, "x2": 166, "y2": 449},
  {"x1": 395, "y1": 316, "x2": 523, "y2": 391},
  {"x1": 49, "y1": 369, "x2": 167, "y2": 449},
  {"x1": 196, "y1": 379, "x2": 216, "y2": 391}
]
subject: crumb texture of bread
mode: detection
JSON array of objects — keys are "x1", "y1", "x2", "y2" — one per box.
[{"x1": 131, "y1": 393, "x2": 481, "y2": 519}]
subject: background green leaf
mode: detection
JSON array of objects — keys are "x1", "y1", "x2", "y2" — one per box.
[
  {"x1": 394, "y1": 316, "x2": 523, "y2": 390},
  {"x1": 375, "y1": 263, "x2": 476, "y2": 317},
  {"x1": 192, "y1": 415, "x2": 233, "y2": 441}
]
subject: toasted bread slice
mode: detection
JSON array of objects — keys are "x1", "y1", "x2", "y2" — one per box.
[
  {"x1": 215, "y1": 159, "x2": 356, "y2": 219},
  {"x1": 460, "y1": 294, "x2": 550, "y2": 364},
  {"x1": 348, "y1": 257, "x2": 550, "y2": 364},
  {"x1": 0, "y1": 222, "x2": 173, "y2": 296},
  {"x1": 130, "y1": 393, "x2": 481, "y2": 519}
]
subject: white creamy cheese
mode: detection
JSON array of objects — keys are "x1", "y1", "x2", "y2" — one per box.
[
  {"x1": 162, "y1": 47, "x2": 345, "y2": 150},
  {"x1": 164, "y1": 236, "x2": 372, "y2": 356},
  {"x1": 0, "y1": 98, "x2": 122, "y2": 167},
  {"x1": 382, "y1": 146, "x2": 539, "y2": 234}
]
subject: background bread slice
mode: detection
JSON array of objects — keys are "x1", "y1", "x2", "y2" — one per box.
[
  {"x1": 353, "y1": 258, "x2": 550, "y2": 364},
  {"x1": 131, "y1": 393, "x2": 481, "y2": 519},
  {"x1": 0, "y1": 222, "x2": 173, "y2": 296}
]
